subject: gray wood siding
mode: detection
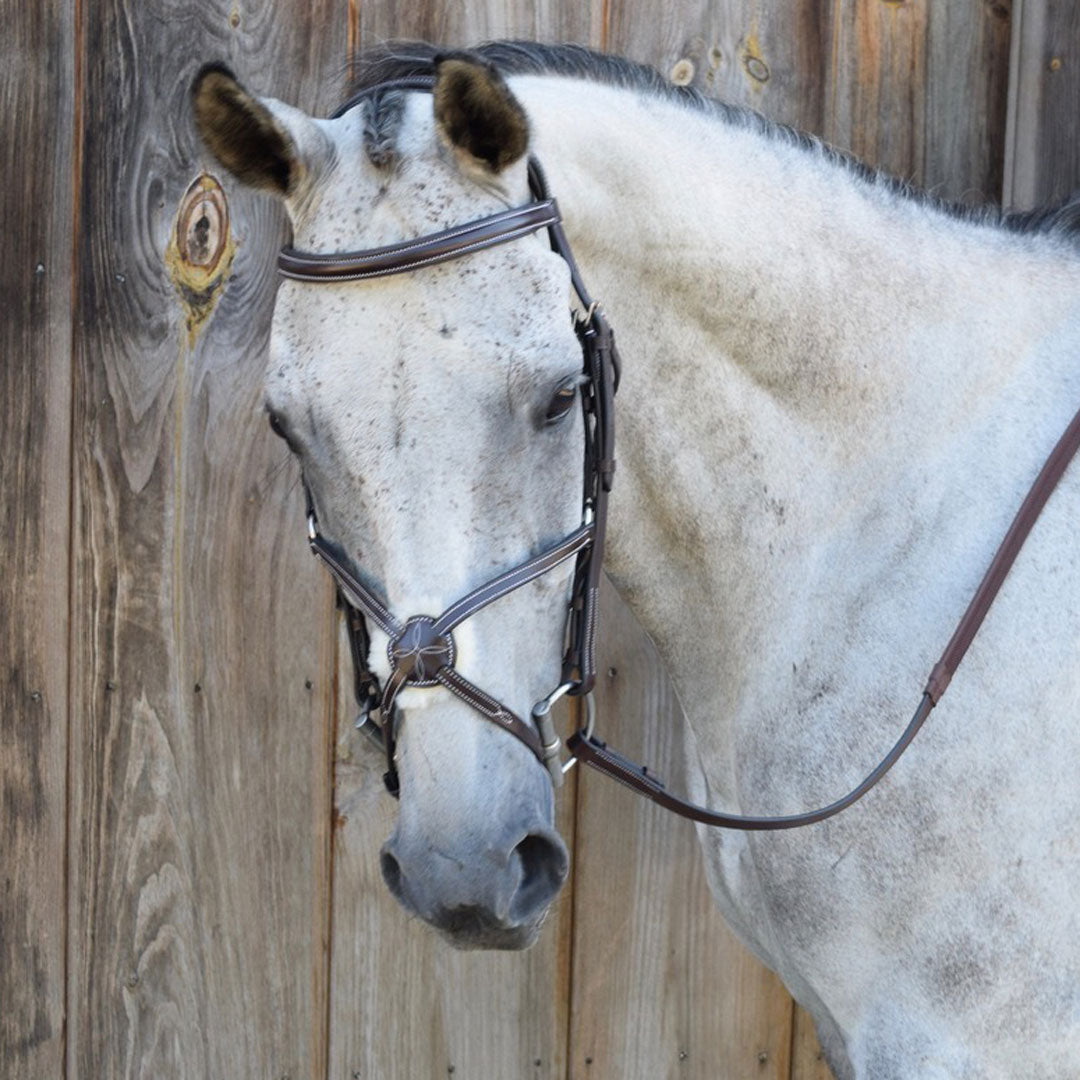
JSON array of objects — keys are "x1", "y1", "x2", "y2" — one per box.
[{"x1": 0, "y1": 0, "x2": 75, "y2": 1076}]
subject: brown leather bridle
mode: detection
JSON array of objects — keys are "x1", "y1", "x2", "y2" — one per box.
[
  {"x1": 280, "y1": 74, "x2": 1080, "y2": 826},
  {"x1": 284, "y1": 82, "x2": 617, "y2": 795}
]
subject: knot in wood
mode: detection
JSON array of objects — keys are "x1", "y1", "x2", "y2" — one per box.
[{"x1": 176, "y1": 175, "x2": 229, "y2": 272}]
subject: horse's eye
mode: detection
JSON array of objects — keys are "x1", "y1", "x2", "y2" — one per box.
[
  {"x1": 267, "y1": 411, "x2": 291, "y2": 443},
  {"x1": 544, "y1": 377, "x2": 581, "y2": 425}
]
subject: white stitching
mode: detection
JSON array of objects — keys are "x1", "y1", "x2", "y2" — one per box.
[
  {"x1": 313, "y1": 543, "x2": 402, "y2": 636},
  {"x1": 280, "y1": 203, "x2": 559, "y2": 276},
  {"x1": 298, "y1": 203, "x2": 554, "y2": 263},
  {"x1": 280, "y1": 218, "x2": 559, "y2": 282},
  {"x1": 583, "y1": 586, "x2": 599, "y2": 676},
  {"x1": 437, "y1": 527, "x2": 592, "y2": 630}
]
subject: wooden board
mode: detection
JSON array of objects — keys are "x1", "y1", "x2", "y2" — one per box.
[
  {"x1": 569, "y1": 583, "x2": 795, "y2": 1080},
  {"x1": 1004, "y1": 0, "x2": 1080, "y2": 209},
  {"x1": 824, "y1": 0, "x2": 1012, "y2": 203},
  {"x1": 353, "y1": 0, "x2": 595, "y2": 53},
  {"x1": 604, "y1": 0, "x2": 828, "y2": 135},
  {"x1": 0, "y1": 0, "x2": 75, "y2": 1076},
  {"x1": 602, "y1": 0, "x2": 1011, "y2": 204},
  {"x1": 65, "y1": 5, "x2": 344, "y2": 1075},
  {"x1": 790, "y1": 1007, "x2": 835, "y2": 1080},
  {"x1": 820, "y1": 0, "x2": 1015, "y2": 203}
]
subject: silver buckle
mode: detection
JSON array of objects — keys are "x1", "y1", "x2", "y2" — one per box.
[
  {"x1": 354, "y1": 709, "x2": 386, "y2": 750},
  {"x1": 531, "y1": 683, "x2": 596, "y2": 786}
]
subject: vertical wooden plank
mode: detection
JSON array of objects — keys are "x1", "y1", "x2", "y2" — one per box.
[
  {"x1": 923, "y1": 0, "x2": 1012, "y2": 203},
  {"x1": 790, "y1": 1006, "x2": 835, "y2": 1080},
  {"x1": 0, "y1": 1, "x2": 74, "y2": 1077},
  {"x1": 1004, "y1": 0, "x2": 1080, "y2": 209},
  {"x1": 569, "y1": 583, "x2": 793, "y2": 1080},
  {"x1": 356, "y1": 1, "x2": 594, "y2": 49},
  {"x1": 606, "y1": 0, "x2": 828, "y2": 135},
  {"x1": 825, "y1": 0, "x2": 1012, "y2": 203},
  {"x1": 824, "y1": 0, "x2": 930, "y2": 187},
  {"x1": 66, "y1": 2, "x2": 345, "y2": 1076}
]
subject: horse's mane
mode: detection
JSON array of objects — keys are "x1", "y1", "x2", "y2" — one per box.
[{"x1": 346, "y1": 40, "x2": 1080, "y2": 245}]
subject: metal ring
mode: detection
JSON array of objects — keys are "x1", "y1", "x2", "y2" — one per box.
[{"x1": 532, "y1": 681, "x2": 576, "y2": 720}]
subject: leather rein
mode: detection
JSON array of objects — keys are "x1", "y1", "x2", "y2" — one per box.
[{"x1": 279, "y1": 76, "x2": 1080, "y2": 828}]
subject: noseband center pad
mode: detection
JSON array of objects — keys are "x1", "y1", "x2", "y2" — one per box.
[{"x1": 389, "y1": 617, "x2": 456, "y2": 686}]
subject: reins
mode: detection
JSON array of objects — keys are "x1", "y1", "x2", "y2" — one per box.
[{"x1": 280, "y1": 76, "x2": 1080, "y2": 828}]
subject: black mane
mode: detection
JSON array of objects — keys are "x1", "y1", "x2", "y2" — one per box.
[{"x1": 346, "y1": 40, "x2": 1080, "y2": 244}]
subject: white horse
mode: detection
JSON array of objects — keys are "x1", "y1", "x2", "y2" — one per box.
[{"x1": 193, "y1": 43, "x2": 1080, "y2": 1078}]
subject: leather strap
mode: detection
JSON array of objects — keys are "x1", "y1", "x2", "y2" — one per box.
[
  {"x1": 432, "y1": 524, "x2": 593, "y2": 636},
  {"x1": 275, "y1": 76, "x2": 615, "y2": 796},
  {"x1": 308, "y1": 531, "x2": 403, "y2": 639},
  {"x1": 279, "y1": 200, "x2": 562, "y2": 282},
  {"x1": 435, "y1": 668, "x2": 543, "y2": 758},
  {"x1": 287, "y1": 69, "x2": 1080, "y2": 830},
  {"x1": 287, "y1": 73, "x2": 1080, "y2": 833},
  {"x1": 924, "y1": 403, "x2": 1080, "y2": 704},
  {"x1": 568, "y1": 400, "x2": 1080, "y2": 829},
  {"x1": 286, "y1": 109, "x2": 618, "y2": 796},
  {"x1": 308, "y1": 515, "x2": 597, "y2": 773}
]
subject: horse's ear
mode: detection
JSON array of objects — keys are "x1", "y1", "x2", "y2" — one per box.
[
  {"x1": 433, "y1": 55, "x2": 529, "y2": 174},
  {"x1": 191, "y1": 64, "x2": 328, "y2": 197}
]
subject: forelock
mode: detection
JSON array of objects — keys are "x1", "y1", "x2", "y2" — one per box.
[{"x1": 362, "y1": 88, "x2": 408, "y2": 168}]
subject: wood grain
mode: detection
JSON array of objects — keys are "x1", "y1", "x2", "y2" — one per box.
[
  {"x1": 66, "y1": 2, "x2": 343, "y2": 1075},
  {"x1": 327, "y1": 620, "x2": 579, "y2": 1080},
  {"x1": 0, "y1": 0, "x2": 75, "y2": 1076},
  {"x1": 790, "y1": 1006, "x2": 835, "y2": 1080},
  {"x1": 569, "y1": 583, "x2": 795, "y2": 1080},
  {"x1": 1004, "y1": 0, "x2": 1080, "y2": 209},
  {"x1": 825, "y1": 0, "x2": 1012, "y2": 203},
  {"x1": 605, "y1": 0, "x2": 828, "y2": 135},
  {"x1": 353, "y1": 0, "x2": 596, "y2": 54}
]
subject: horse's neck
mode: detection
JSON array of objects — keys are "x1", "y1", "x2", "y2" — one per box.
[
  {"x1": 520, "y1": 77, "x2": 1080, "y2": 785},
  {"x1": 522, "y1": 77, "x2": 1059, "y2": 428}
]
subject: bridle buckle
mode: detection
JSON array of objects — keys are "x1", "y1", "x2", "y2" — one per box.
[{"x1": 531, "y1": 683, "x2": 597, "y2": 786}]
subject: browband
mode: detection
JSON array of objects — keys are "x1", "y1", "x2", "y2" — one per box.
[{"x1": 278, "y1": 200, "x2": 562, "y2": 282}]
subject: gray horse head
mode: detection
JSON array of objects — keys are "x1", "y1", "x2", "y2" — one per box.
[{"x1": 193, "y1": 57, "x2": 584, "y2": 948}]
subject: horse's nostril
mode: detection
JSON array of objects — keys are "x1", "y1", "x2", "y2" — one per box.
[
  {"x1": 509, "y1": 832, "x2": 569, "y2": 922},
  {"x1": 380, "y1": 846, "x2": 406, "y2": 903}
]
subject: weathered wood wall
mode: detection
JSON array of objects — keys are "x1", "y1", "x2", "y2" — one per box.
[
  {"x1": 64, "y1": 1, "x2": 344, "y2": 1075},
  {"x1": 1, "y1": 2, "x2": 74, "y2": 1077},
  {"x1": 3, "y1": 1, "x2": 1076, "y2": 1078}
]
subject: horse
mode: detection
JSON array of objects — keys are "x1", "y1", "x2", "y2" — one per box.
[{"x1": 191, "y1": 42, "x2": 1080, "y2": 1079}]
